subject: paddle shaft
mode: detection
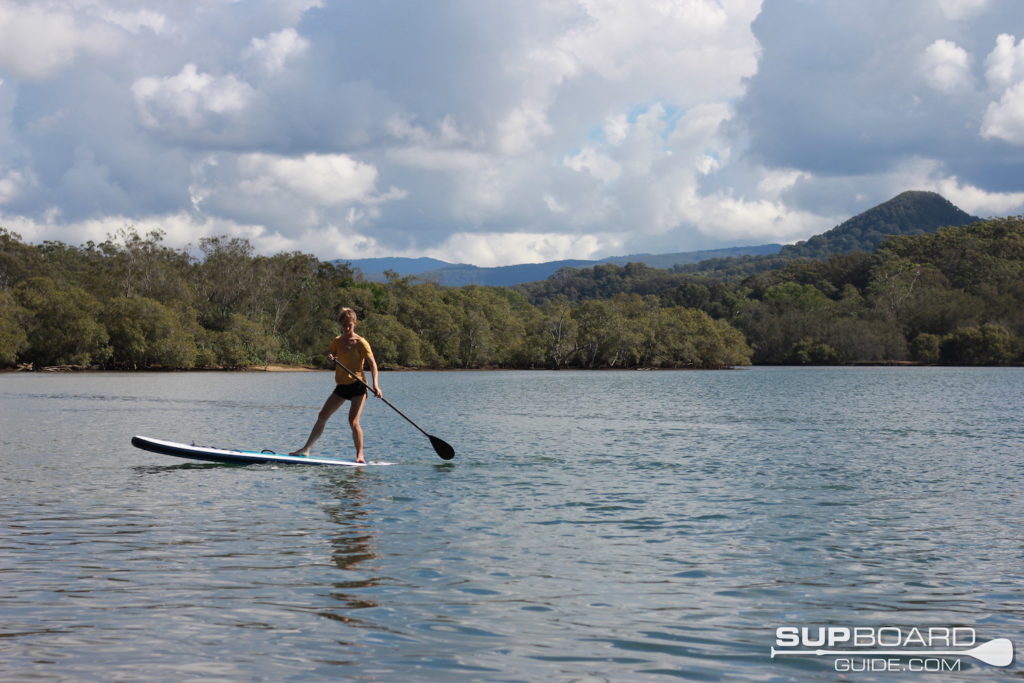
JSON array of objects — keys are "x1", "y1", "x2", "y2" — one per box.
[{"x1": 331, "y1": 357, "x2": 429, "y2": 438}]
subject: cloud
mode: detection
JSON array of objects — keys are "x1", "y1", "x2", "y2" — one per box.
[
  {"x1": 938, "y1": 0, "x2": 990, "y2": 20},
  {"x1": 981, "y1": 81, "x2": 1024, "y2": 143},
  {"x1": 244, "y1": 28, "x2": 309, "y2": 76},
  {"x1": 0, "y1": 209, "x2": 263, "y2": 252},
  {"x1": 564, "y1": 147, "x2": 621, "y2": 183},
  {"x1": 133, "y1": 63, "x2": 256, "y2": 131},
  {"x1": 921, "y1": 39, "x2": 975, "y2": 93},
  {"x1": 980, "y1": 34, "x2": 1024, "y2": 144},
  {"x1": 0, "y1": 166, "x2": 25, "y2": 203},
  {"x1": 888, "y1": 157, "x2": 1024, "y2": 214},
  {"x1": 1, "y1": 0, "x2": 1023, "y2": 267},
  {"x1": 237, "y1": 153, "x2": 383, "y2": 205},
  {"x1": 421, "y1": 231, "x2": 624, "y2": 267},
  {"x1": 934, "y1": 175, "x2": 1024, "y2": 214},
  {"x1": 984, "y1": 33, "x2": 1024, "y2": 88},
  {"x1": 91, "y1": 7, "x2": 168, "y2": 36},
  {"x1": 0, "y1": 1, "x2": 123, "y2": 80}
]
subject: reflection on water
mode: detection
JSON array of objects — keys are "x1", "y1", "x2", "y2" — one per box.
[
  {"x1": 321, "y1": 473, "x2": 382, "y2": 624},
  {"x1": 1, "y1": 367, "x2": 1022, "y2": 681}
]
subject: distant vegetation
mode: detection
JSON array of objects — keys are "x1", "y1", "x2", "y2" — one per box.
[
  {"x1": 0, "y1": 228, "x2": 751, "y2": 370},
  {"x1": 520, "y1": 216, "x2": 1024, "y2": 365},
  {"x1": 780, "y1": 190, "x2": 977, "y2": 258},
  {"x1": 2, "y1": 196, "x2": 1021, "y2": 370}
]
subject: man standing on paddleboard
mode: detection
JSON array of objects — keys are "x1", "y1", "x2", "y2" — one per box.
[{"x1": 291, "y1": 307, "x2": 383, "y2": 463}]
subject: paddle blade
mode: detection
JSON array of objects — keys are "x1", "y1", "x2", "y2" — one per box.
[
  {"x1": 429, "y1": 434, "x2": 455, "y2": 460},
  {"x1": 971, "y1": 638, "x2": 1014, "y2": 667}
]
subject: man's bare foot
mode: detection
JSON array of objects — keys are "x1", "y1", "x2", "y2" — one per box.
[
  {"x1": 355, "y1": 456, "x2": 366, "y2": 464},
  {"x1": 290, "y1": 450, "x2": 309, "y2": 457}
]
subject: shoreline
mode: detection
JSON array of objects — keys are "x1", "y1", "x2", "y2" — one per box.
[{"x1": 4, "y1": 360, "x2": 1021, "y2": 373}]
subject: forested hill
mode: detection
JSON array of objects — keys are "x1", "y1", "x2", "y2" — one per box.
[
  {"x1": 518, "y1": 217, "x2": 1024, "y2": 365},
  {"x1": 780, "y1": 191, "x2": 977, "y2": 258},
  {"x1": 1, "y1": 214, "x2": 1021, "y2": 371}
]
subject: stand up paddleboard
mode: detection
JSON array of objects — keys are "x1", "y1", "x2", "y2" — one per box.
[{"x1": 131, "y1": 436, "x2": 393, "y2": 467}]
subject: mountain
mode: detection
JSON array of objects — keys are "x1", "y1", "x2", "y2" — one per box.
[
  {"x1": 339, "y1": 192, "x2": 977, "y2": 287},
  {"x1": 343, "y1": 244, "x2": 782, "y2": 286},
  {"x1": 599, "y1": 244, "x2": 783, "y2": 269},
  {"x1": 780, "y1": 191, "x2": 978, "y2": 258},
  {"x1": 339, "y1": 256, "x2": 455, "y2": 278}
]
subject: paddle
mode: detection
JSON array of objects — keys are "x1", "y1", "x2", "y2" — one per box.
[
  {"x1": 331, "y1": 357, "x2": 455, "y2": 460},
  {"x1": 770, "y1": 637, "x2": 1014, "y2": 667}
]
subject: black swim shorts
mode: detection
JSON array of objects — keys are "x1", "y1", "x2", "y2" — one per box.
[{"x1": 333, "y1": 381, "x2": 367, "y2": 400}]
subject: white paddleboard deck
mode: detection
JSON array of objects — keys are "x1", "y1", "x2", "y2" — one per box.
[{"x1": 131, "y1": 436, "x2": 393, "y2": 467}]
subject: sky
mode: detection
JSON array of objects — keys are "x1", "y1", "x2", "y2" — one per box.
[{"x1": 1, "y1": 0, "x2": 1023, "y2": 267}]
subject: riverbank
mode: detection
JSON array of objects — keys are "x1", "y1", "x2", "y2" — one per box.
[
  {"x1": 4, "y1": 360, "x2": 1020, "y2": 373},
  {"x1": 3, "y1": 363, "x2": 316, "y2": 373}
]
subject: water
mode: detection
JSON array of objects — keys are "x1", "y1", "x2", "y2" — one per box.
[{"x1": 1, "y1": 367, "x2": 1022, "y2": 681}]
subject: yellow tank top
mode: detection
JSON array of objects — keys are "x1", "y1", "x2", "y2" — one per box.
[{"x1": 330, "y1": 336, "x2": 373, "y2": 385}]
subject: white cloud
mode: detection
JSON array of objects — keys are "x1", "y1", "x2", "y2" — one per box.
[
  {"x1": 421, "y1": 231, "x2": 623, "y2": 267},
  {"x1": 564, "y1": 147, "x2": 621, "y2": 183},
  {"x1": 938, "y1": 0, "x2": 990, "y2": 21},
  {"x1": 689, "y1": 194, "x2": 828, "y2": 242},
  {"x1": 981, "y1": 81, "x2": 1024, "y2": 144},
  {"x1": 186, "y1": 151, "x2": 406, "y2": 237},
  {"x1": 756, "y1": 169, "x2": 807, "y2": 197},
  {"x1": 133, "y1": 63, "x2": 255, "y2": 130},
  {"x1": 984, "y1": 33, "x2": 1024, "y2": 89},
  {"x1": 0, "y1": 209, "x2": 260, "y2": 252},
  {"x1": 496, "y1": 102, "x2": 553, "y2": 155},
  {"x1": 0, "y1": 167, "x2": 25, "y2": 203},
  {"x1": 921, "y1": 39, "x2": 974, "y2": 93},
  {"x1": 556, "y1": 0, "x2": 759, "y2": 89},
  {"x1": 0, "y1": 1, "x2": 122, "y2": 80},
  {"x1": 92, "y1": 8, "x2": 168, "y2": 35},
  {"x1": 238, "y1": 153, "x2": 382, "y2": 205},
  {"x1": 933, "y1": 177, "x2": 1024, "y2": 215},
  {"x1": 385, "y1": 147, "x2": 487, "y2": 172},
  {"x1": 987, "y1": 32, "x2": 1024, "y2": 90},
  {"x1": 488, "y1": 0, "x2": 760, "y2": 156},
  {"x1": 244, "y1": 27, "x2": 309, "y2": 76},
  {"x1": 603, "y1": 113, "x2": 629, "y2": 145},
  {"x1": 2, "y1": 1, "x2": 1024, "y2": 266},
  {"x1": 978, "y1": 34, "x2": 1024, "y2": 144},
  {"x1": 0, "y1": 207, "x2": 389, "y2": 263},
  {"x1": 887, "y1": 157, "x2": 1024, "y2": 215},
  {"x1": 277, "y1": 0, "x2": 326, "y2": 25}
]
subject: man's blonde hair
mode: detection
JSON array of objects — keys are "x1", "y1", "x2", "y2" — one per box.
[{"x1": 338, "y1": 307, "x2": 358, "y2": 324}]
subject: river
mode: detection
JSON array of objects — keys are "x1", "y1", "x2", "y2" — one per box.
[{"x1": 1, "y1": 367, "x2": 1021, "y2": 680}]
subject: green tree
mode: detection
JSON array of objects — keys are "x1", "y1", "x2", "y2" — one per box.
[
  {"x1": 213, "y1": 314, "x2": 280, "y2": 368},
  {"x1": 537, "y1": 299, "x2": 579, "y2": 368},
  {"x1": 910, "y1": 333, "x2": 942, "y2": 364},
  {"x1": 573, "y1": 299, "x2": 641, "y2": 368},
  {"x1": 360, "y1": 313, "x2": 424, "y2": 367},
  {"x1": 390, "y1": 281, "x2": 459, "y2": 366},
  {"x1": 0, "y1": 229, "x2": 46, "y2": 289},
  {"x1": 14, "y1": 277, "x2": 111, "y2": 366},
  {"x1": 102, "y1": 296, "x2": 198, "y2": 369},
  {"x1": 195, "y1": 236, "x2": 259, "y2": 330},
  {"x1": 94, "y1": 228, "x2": 195, "y2": 304},
  {"x1": 789, "y1": 337, "x2": 841, "y2": 365},
  {"x1": 0, "y1": 289, "x2": 29, "y2": 366},
  {"x1": 940, "y1": 324, "x2": 1018, "y2": 365}
]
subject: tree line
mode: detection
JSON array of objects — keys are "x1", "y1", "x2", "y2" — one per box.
[
  {"x1": 0, "y1": 227, "x2": 751, "y2": 370},
  {"x1": 2, "y1": 216, "x2": 1021, "y2": 370},
  {"x1": 519, "y1": 217, "x2": 1024, "y2": 365}
]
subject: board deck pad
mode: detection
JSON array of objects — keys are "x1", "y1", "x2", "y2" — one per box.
[{"x1": 131, "y1": 436, "x2": 393, "y2": 467}]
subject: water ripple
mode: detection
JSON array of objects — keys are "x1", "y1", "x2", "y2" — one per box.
[{"x1": 1, "y1": 368, "x2": 1022, "y2": 680}]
